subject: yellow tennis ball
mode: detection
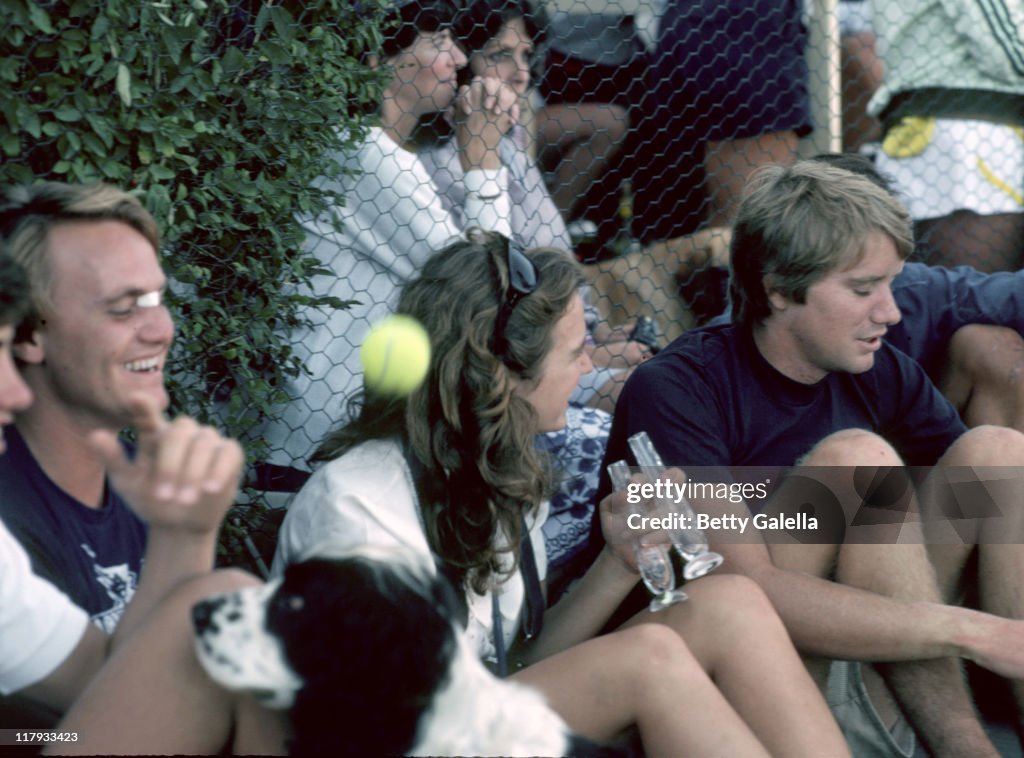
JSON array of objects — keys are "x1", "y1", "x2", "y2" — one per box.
[{"x1": 360, "y1": 315, "x2": 431, "y2": 396}]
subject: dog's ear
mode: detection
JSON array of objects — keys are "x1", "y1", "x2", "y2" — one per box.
[{"x1": 272, "y1": 557, "x2": 459, "y2": 757}]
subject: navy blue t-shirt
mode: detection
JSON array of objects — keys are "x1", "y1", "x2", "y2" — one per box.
[
  {"x1": 887, "y1": 263, "x2": 1024, "y2": 380},
  {"x1": 0, "y1": 426, "x2": 146, "y2": 632},
  {"x1": 598, "y1": 323, "x2": 966, "y2": 505}
]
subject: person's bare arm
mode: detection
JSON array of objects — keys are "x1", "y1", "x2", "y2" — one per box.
[
  {"x1": 520, "y1": 487, "x2": 640, "y2": 664},
  {"x1": 19, "y1": 397, "x2": 243, "y2": 711},
  {"x1": 18, "y1": 626, "x2": 106, "y2": 713},
  {"x1": 92, "y1": 395, "x2": 243, "y2": 647},
  {"x1": 46, "y1": 571, "x2": 288, "y2": 756},
  {"x1": 703, "y1": 496, "x2": 1024, "y2": 676}
]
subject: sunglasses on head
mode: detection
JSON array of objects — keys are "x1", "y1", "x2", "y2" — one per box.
[{"x1": 490, "y1": 238, "x2": 538, "y2": 361}]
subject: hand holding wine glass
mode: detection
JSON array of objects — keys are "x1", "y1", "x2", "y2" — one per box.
[
  {"x1": 607, "y1": 459, "x2": 687, "y2": 612},
  {"x1": 627, "y1": 432, "x2": 724, "y2": 581}
]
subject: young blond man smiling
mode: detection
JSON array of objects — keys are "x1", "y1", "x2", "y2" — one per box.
[{"x1": 0, "y1": 224, "x2": 287, "y2": 754}]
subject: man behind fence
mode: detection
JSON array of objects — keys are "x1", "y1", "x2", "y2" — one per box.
[{"x1": 601, "y1": 160, "x2": 1024, "y2": 757}]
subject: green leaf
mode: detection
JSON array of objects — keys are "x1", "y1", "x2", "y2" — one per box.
[
  {"x1": 100, "y1": 160, "x2": 128, "y2": 181},
  {"x1": 115, "y1": 63, "x2": 131, "y2": 107},
  {"x1": 90, "y1": 13, "x2": 110, "y2": 40},
  {"x1": 63, "y1": 131, "x2": 81, "y2": 154},
  {"x1": 268, "y1": 7, "x2": 296, "y2": 44},
  {"x1": 149, "y1": 164, "x2": 176, "y2": 180},
  {"x1": 260, "y1": 41, "x2": 290, "y2": 66},
  {"x1": 22, "y1": 112, "x2": 41, "y2": 139},
  {"x1": 159, "y1": 25, "x2": 192, "y2": 66},
  {"x1": 221, "y1": 46, "x2": 247, "y2": 77},
  {"x1": 28, "y1": 4, "x2": 56, "y2": 34},
  {"x1": 85, "y1": 113, "x2": 115, "y2": 148},
  {"x1": 169, "y1": 74, "x2": 192, "y2": 94},
  {"x1": 81, "y1": 133, "x2": 104, "y2": 155},
  {"x1": 54, "y1": 106, "x2": 82, "y2": 122},
  {"x1": 1, "y1": 133, "x2": 20, "y2": 157}
]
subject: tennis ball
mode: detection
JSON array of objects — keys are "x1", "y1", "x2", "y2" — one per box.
[{"x1": 360, "y1": 315, "x2": 431, "y2": 396}]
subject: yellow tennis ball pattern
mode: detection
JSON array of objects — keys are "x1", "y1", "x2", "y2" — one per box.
[{"x1": 360, "y1": 315, "x2": 431, "y2": 395}]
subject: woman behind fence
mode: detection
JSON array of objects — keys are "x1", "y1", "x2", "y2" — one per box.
[
  {"x1": 419, "y1": 0, "x2": 648, "y2": 411},
  {"x1": 261, "y1": 0, "x2": 612, "y2": 537},
  {"x1": 272, "y1": 229, "x2": 850, "y2": 757}
]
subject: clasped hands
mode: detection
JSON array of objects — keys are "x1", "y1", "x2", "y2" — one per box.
[{"x1": 453, "y1": 75, "x2": 520, "y2": 170}]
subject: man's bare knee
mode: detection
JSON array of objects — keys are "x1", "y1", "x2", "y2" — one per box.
[
  {"x1": 942, "y1": 325, "x2": 1024, "y2": 429},
  {"x1": 801, "y1": 429, "x2": 902, "y2": 467},
  {"x1": 794, "y1": 431, "x2": 910, "y2": 543},
  {"x1": 943, "y1": 424, "x2": 1024, "y2": 466},
  {"x1": 947, "y1": 325, "x2": 1024, "y2": 374}
]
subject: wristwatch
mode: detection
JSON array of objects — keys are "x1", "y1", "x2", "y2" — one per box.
[{"x1": 464, "y1": 167, "x2": 507, "y2": 199}]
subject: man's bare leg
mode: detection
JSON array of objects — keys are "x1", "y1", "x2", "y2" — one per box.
[
  {"x1": 777, "y1": 430, "x2": 998, "y2": 757},
  {"x1": 939, "y1": 324, "x2": 1024, "y2": 431},
  {"x1": 839, "y1": 542, "x2": 994, "y2": 757},
  {"x1": 50, "y1": 570, "x2": 290, "y2": 756},
  {"x1": 927, "y1": 425, "x2": 1024, "y2": 747},
  {"x1": 537, "y1": 102, "x2": 628, "y2": 220}
]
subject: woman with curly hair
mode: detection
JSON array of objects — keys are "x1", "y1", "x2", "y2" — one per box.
[{"x1": 272, "y1": 230, "x2": 848, "y2": 756}]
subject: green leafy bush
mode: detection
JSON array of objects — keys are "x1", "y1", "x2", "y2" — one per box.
[{"x1": 1, "y1": 0, "x2": 389, "y2": 570}]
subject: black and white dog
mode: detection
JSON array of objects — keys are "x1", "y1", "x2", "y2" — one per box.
[{"x1": 192, "y1": 544, "x2": 627, "y2": 757}]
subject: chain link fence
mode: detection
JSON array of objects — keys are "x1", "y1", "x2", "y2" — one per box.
[{"x1": 3, "y1": 0, "x2": 1022, "y2": 572}]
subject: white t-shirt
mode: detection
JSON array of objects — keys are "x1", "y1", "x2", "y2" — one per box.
[
  {"x1": 272, "y1": 439, "x2": 548, "y2": 662},
  {"x1": 0, "y1": 518, "x2": 89, "y2": 694}
]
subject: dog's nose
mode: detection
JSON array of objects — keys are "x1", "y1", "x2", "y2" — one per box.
[{"x1": 192, "y1": 599, "x2": 218, "y2": 635}]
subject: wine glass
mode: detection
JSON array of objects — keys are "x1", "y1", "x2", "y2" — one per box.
[
  {"x1": 627, "y1": 432, "x2": 725, "y2": 581},
  {"x1": 608, "y1": 459, "x2": 687, "y2": 612}
]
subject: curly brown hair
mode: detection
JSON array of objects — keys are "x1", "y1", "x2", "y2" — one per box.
[{"x1": 314, "y1": 229, "x2": 583, "y2": 594}]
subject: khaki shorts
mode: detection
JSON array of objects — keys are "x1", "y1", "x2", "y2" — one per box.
[{"x1": 827, "y1": 660, "x2": 916, "y2": 758}]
